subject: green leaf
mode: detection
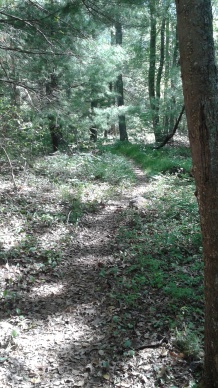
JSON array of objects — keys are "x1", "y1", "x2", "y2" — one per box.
[
  {"x1": 0, "y1": 357, "x2": 7, "y2": 363},
  {"x1": 112, "y1": 315, "x2": 119, "y2": 323},
  {"x1": 123, "y1": 339, "x2": 132, "y2": 348},
  {"x1": 11, "y1": 330, "x2": 18, "y2": 338}
]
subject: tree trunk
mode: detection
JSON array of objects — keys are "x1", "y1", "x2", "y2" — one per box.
[
  {"x1": 175, "y1": 1, "x2": 218, "y2": 386},
  {"x1": 115, "y1": 20, "x2": 128, "y2": 141},
  {"x1": 89, "y1": 100, "x2": 98, "y2": 142},
  {"x1": 46, "y1": 71, "x2": 63, "y2": 151},
  {"x1": 148, "y1": 0, "x2": 166, "y2": 143},
  {"x1": 169, "y1": 29, "x2": 179, "y2": 130},
  {"x1": 155, "y1": 16, "x2": 165, "y2": 139},
  {"x1": 163, "y1": 15, "x2": 170, "y2": 132},
  {"x1": 48, "y1": 115, "x2": 63, "y2": 152},
  {"x1": 107, "y1": 81, "x2": 117, "y2": 137},
  {"x1": 148, "y1": 0, "x2": 157, "y2": 135},
  {"x1": 116, "y1": 73, "x2": 128, "y2": 141}
]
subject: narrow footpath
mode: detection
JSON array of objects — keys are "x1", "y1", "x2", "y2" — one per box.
[{"x1": 0, "y1": 163, "x2": 197, "y2": 387}]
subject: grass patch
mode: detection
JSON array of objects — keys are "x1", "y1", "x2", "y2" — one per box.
[
  {"x1": 33, "y1": 151, "x2": 136, "y2": 223},
  {"x1": 103, "y1": 141, "x2": 192, "y2": 176},
  {"x1": 116, "y1": 174, "x2": 202, "y2": 306},
  {"x1": 34, "y1": 151, "x2": 136, "y2": 185}
]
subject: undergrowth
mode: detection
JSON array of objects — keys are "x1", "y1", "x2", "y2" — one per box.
[
  {"x1": 99, "y1": 142, "x2": 204, "y2": 363},
  {"x1": 0, "y1": 142, "x2": 204, "y2": 374},
  {"x1": 32, "y1": 151, "x2": 136, "y2": 223},
  {"x1": 103, "y1": 141, "x2": 191, "y2": 176},
  {"x1": 34, "y1": 151, "x2": 136, "y2": 185}
]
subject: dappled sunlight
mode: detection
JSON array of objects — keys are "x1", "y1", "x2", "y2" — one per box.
[
  {"x1": 3, "y1": 311, "x2": 97, "y2": 387},
  {"x1": 36, "y1": 225, "x2": 70, "y2": 249},
  {"x1": 0, "y1": 223, "x2": 26, "y2": 251},
  {"x1": 81, "y1": 182, "x2": 115, "y2": 201},
  {"x1": 0, "y1": 146, "x2": 202, "y2": 387},
  {"x1": 30, "y1": 282, "x2": 64, "y2": 299},
  {"x1": 0, "y1": 0, "x2": 209, "y2": 380}
]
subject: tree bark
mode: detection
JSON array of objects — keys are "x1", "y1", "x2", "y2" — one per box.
[
  {"x1": 148, "y1": 0, "x2": 157, "y2": 133},
  {"x1": 148, "y1": 0, "x2": 167, "y2": 143},
  {"x1": 48, "y1": 115, "x2": 63, "y2": 152},
  {"x1": 115, "y1": 20, "x2": 128, "y2": 141},
  {"x1": 154, "y1": 16, "x2": 165, "y2": 139},
  {"x1": 156, "y1": 18, "x2": 165, "y2": 102},
  {"x1": 46, "y1": 71, "x2": 63, "y2": 151},
  {"x1": 89, "y1": 99, "x2": 98, "y2": 142},
  {"x1": 163, "y1": 15, "x2": 170, "y2": 131},
  {"x1": 175, "y1": 0, "x2": 218, "y2": 386},
  {"x1": 169, "y1": 29, "x2": 179, "y2": 130}
]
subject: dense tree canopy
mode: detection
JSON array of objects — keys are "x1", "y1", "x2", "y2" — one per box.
[{"x1": 0, "y1": 0, "x2": 188, "y2": 149}]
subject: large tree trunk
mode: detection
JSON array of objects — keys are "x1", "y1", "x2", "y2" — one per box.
[
  {"x1": 115, "y1": 20, "x2": 128, "y2": 141},
  {"x1": 175, "y1": 0, "x2": 218, "y2": 386}
]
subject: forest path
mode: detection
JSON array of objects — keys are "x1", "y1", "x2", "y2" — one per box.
[{"x1": 0, "y1": 160, "x2": 196, "y2": 387}]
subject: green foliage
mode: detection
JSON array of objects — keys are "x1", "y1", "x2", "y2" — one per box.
[
  {"x1": 34, "y1": 151, "x2": 136, "y2": 185},
  {"x1": 105, "y1": 142, "x2": 192, "y2": 176},
  {"x1": 173, "y1": 326, "x2": 202, "y2": 359},
  {"x1": 112, "y1": 172, "x2": 202, "y2": 309},
  {"x1": 99, "y1": 144, "x2": 203, "y2": 350},
  {"x1": 0, "y1": 98, "x2": 20, "y2": 133}
]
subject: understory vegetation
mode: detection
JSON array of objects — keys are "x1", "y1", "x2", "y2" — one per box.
[
  {"x1": 100, "y1": 143, "x2": 203, "y2": 356},
  {"x1": 0, "y1": 141, "x2": 203, "y2": 386}
]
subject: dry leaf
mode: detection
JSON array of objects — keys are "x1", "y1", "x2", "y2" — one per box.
[
  {"x1": 75, "y1": 380, "x2": 85, "y2": 387},
  {"x1": 103, "y1": 374, "x2": 110, "y2": 380},
  {"x1": 30, "y1": 377, "x2": 41, "y2": 384}
]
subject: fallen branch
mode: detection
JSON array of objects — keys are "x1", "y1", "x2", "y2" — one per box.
[
  {"x1": 135, "y1": 338, "x2": 166, "y2": 350},
  {"x1": 154, "y1": 104, "x2": 185, "y2": 149}
]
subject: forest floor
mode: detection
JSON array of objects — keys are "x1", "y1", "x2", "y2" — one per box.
[{"x1": 0, "y1": 148, "x2": 203, "y2": 388}]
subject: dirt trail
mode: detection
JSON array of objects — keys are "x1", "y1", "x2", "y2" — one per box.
[{"x1": 0, "y1": 164, "x2": 196, "y2": 387}]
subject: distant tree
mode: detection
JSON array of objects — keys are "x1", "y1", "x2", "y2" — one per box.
[
  {"x1": 115, "y1": 20, "x2": 128, "y2": 141},
  {"x1": 148, "y1": 0, "x2": 180, "y2": 143}
]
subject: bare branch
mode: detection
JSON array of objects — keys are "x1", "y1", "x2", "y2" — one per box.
[
  {"x1": 27, "y1": 0, "x2": 49, "y2": 14},
  {"x1": 154, "y1": 105, "x2": 185, "y2": 149},
  {"x1": 1, "y1": 146, "x2": 18, "y2": 190},
  {"x1": 0, "y1": 44, "x2": 76, "y2": 56}
]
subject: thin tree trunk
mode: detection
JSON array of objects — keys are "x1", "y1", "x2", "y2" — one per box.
[
  {"x1": 169, "y1": 29, "x2": 179, "y2": 129},
  {"x1": 148, "y1": 0, "x2": 157, "y2": 135},
  {"x1": 116, "y1": 73, "x2": 127, "y2": 141},
  {"x1": 163, "y1": 15, "x2": 170, "y2": 131},
  {"x1": 104, "y1": 30, "x2": 117, "y2": 138},
  {"x1": 176, "y1": 0, "x2": 218, "y2": 386},
  {"x1": 154, "y1": 16, "x2": 165, "y2": 140},
  {"x1": 46, "y1": 71, "x2": 63, "y2": 151},
  {"x1": 115, "y1": 21, "x2": 128, "y2": 141},
  {"x1": 89, "y1": 99, "x2": 98, "y2": 142},
  {"x1": 108, "y1": 81, "x2": 116, "y2": 136},
  {"x1": 156, "y1": 18, "x2": 165, "y2": 102}
]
